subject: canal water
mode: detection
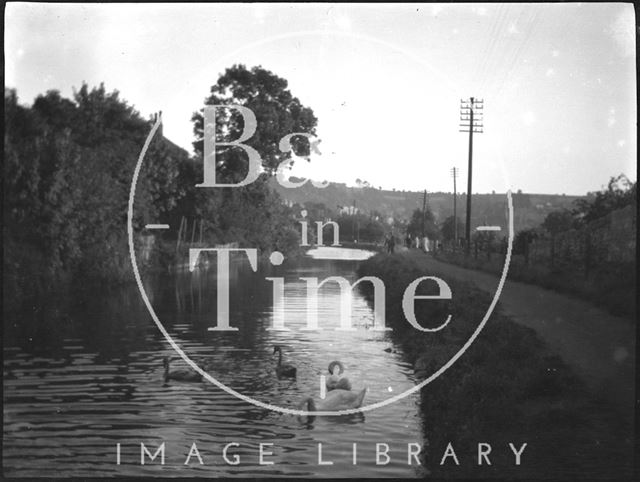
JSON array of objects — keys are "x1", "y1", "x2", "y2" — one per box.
[{"x1": 3, "y1": 248, "x2": 425, "y2": 478}]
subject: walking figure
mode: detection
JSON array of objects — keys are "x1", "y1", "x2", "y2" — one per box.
[{"x1": 386, "y1": 234, "x2": 395, "y2": 253}]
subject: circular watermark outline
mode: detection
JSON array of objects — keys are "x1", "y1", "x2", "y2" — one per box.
[{"x1": 127, "y1": 116, "x2": 514, "y2": 416}]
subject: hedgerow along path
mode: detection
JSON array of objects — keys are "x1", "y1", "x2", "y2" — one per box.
[{"x1": 400, "y1": 249, "x2": 635, "y2": 422}]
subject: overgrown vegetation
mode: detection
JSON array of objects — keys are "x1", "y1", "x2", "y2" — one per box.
[
  {"x1": 4, "y1": 65, "x2": 317, "y2": 309},
  {"x1": 434, "y1": 176, "x2": 636, "y2": 319},
  {"x1": 357, "y1": 253, "x2": 632, "y2": 479},
  {"x1": 4, "y1": 85, "x2": 178, "y2": 297},
  {"x1": 406, "y1": 207, "x2": 439, "y2": 240}
]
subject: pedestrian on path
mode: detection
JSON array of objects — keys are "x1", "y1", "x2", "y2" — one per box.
[{"x1": 386, "y1": 234, "x2": 395, "y2": 253}]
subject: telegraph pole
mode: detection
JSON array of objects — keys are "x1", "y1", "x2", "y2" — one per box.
[
  {"x1": 353, "y1": 199, "x2": 359, "y2": 243},
  {"x1": 460, "y1": 97, "x2": 484, "y2": 256},
  {"x1": 421, "y1": 189, "x2": 427, "y2": 239},
  {"x1": 450, "y1": 167, "x2": 459, "y2": 250}
]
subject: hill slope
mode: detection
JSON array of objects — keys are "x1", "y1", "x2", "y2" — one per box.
[{"x1": 269, "y1": 177, "x2": 583, "y2": 233}]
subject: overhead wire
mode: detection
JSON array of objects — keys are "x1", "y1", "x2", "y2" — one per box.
[
  {"x1": 494, "y1": 6, "x2": 542, "y2": 101},
  {"x1": 476, "y1": 4, "x2": 512, "y2": 96},
  {"x1": 471, "y1": 5, "x2": 502, "y2": 92}
]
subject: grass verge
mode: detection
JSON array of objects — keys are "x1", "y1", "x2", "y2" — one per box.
[
  {"x1": 432, "y1": 249, "x2": 635, "y2": 320},
  {"x1": 357, "y1": 253, "x2": 633, "y2": 479}
]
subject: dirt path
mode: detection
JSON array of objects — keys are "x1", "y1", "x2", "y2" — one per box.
[{"x1": 402, "y1": 250, "x2": 636, "y2": 420}]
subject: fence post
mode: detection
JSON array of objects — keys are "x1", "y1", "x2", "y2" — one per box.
[
  {"x1": 190, "y1": 219, "x2": 197, "y2": 245},
  {"x1": 176, "y1": 216, "x2": 185, "y2": 253},
  {"x1": 584, "y1": 231, "x2": 591, "y2": 278},
  {"x1": 487, "y1": 238, "x2": 491, "y2": 261}
]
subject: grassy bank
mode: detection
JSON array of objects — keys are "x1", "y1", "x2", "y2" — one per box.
[
  {"x1": 339, "y1": 240, "x2": 384, "y2": 252},
  {"x1": 357, "y1": 253, "x2": 632, "y2": 479},
  {"x1": 432, "y1": 249, "x2": 635, "y2": 320}
]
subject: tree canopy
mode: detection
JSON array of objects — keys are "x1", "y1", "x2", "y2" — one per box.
[
  {"x1": 191, "y1": 64, "x2": 318, "y2": 181},
  {"x1": 185, "y1": 65, "x2": 319, "y2": 253},
  {"x1": 406, "y1": 207, "x2": 438, "y2": 239},
  {"x1": 539, "y1": 174, "x2": 636, "y2": 238},
  {"x1": 4, "y1": 85, "x2": 188, "y2": 293},
  {"x1": 572, "y1": 174, "x2": 636, "y2": 224},
  {"x1": 541, "y1": 209, "x2": 576, "y2": 235},
  {"x1": 440, "y1": 215, "x2": 464, "y2": 241}
]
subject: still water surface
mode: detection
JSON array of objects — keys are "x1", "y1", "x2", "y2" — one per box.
[{"x1": 4, "y1": 248, "x2": 425, "y2": 478}]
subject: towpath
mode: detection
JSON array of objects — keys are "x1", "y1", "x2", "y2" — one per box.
[{"x1": 402, "y1": 250, "x2": 636, "y2": 421}]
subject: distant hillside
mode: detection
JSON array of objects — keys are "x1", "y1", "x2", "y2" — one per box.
[{"x1": 269, "y1": 177, "x2": 584, "y2": 233}]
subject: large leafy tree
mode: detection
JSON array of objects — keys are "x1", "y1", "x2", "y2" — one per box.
[
  {"x1": 572, "y1": 174, "x2": 636, "y2": 224},
  {"x1": 186, "y1": 65, "x2": 318, "y2": 252},
  {"x1": 191, "y1": 64, "x2": 318, "y2": 179},
  {"x1": 440, "y1": 215, "x2": 464, "y2": 242},
  {"x1": 406, "y1": 207, "x2": 438, "y2": 239},
  {"x1": 541, "y1": 209, "x2": 576, "y2": 235},
  {"x1": 4, "y1": 85, "x2": 188, "y2": 290}
]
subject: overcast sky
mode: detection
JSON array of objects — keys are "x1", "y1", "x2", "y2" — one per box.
[{"x1": 5, "y1": 3, "x2": 636, "y2": 195}]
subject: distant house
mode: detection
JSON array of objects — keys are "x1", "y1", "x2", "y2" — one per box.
[{"x1": 338, "y1": 206, "x2": 359, "y2": 215}]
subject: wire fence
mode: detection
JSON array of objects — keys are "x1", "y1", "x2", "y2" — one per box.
[
  {"x1": 523, "y1": 204, "x2": 636, "y2": 276},
  {"x1": 434, "y1": 204, "x2": 636, "y2": 317}
]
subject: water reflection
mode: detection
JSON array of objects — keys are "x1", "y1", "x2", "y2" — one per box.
[{"x1": 3, "y1": 250, "x2": 423, "y2": 478}]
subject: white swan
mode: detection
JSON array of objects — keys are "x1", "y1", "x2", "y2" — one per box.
[
  {"x1": 300, "y1": 387, "x2": 367, "y2": 412},
  {"x1": 326, "y1": 360, "x2": 352, "y2": 391},
  {"x1": 163, "y1": 357, "x2": 202, "y2": 383}
]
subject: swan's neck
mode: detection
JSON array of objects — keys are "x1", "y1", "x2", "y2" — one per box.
[
  {"x1": 303, "y1": 397, "x2": 316, "y2": 412},
  {"x1": 277, "y1": 350, "x2": 282, "y2": 366}
]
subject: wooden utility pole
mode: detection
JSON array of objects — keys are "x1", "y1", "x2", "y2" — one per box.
[
  {"x1": 460, "y1": 98, "x2": 484, "y2": 256},
  {"x1": 354, "y1": 199, "x2": 359, "y2": 242},
  {"x1": 421, "y1": 189, "x2": 427, "y2": 238},
  {"x1": 451, "y1": 167, "x2": 459, "y2": 249}
]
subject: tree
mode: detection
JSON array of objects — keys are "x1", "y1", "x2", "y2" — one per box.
[
  {"x1": 32, "y1": 90, "x2": 76, "y2": 133},
  {"x1": 541, "y1": 209, "x2": 576, "y2": 236},
  {"x1": 513, "y1": 228, "x2": 539, "y2": 256},
  {"x1": 359, "y1": 217, "x2": 386, "y2": 242},
  {"x1": 440, "y1": 215, "x2": 464, "y2": 242},
  {"x1": 191, "y1": 64, "x2": 318, "y2": 179},
  {"x1": 71, "y1": 83, "x2": 149, "y2": 148},
  {"x1": 336, "y1": 212, "x2": 384, "y2": 243},
  {"x1": 4, "y1": 84, "x2": 189, "y2": 285},
  {"x1": 572, "y1": 174, "x2": 636, "y2": 224},
  {"x1": 304, "y1": 201, "x2": 333, "y2": 223},
  {"x1": 4, "y1": 89, "x2": 44, "y2": 232},
  {"x1": 406, "y1": 208, "x2": 438, "y2": 239},
  {"x1": 189, "y1": 65, "x2": 318, "y2": 252}
]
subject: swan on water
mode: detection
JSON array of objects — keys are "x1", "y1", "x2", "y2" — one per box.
[
  {"x1": 300, "y1": 387, "x2": 367, "y2": 412},
  {"x1": 326, "y1": 360, "x2": 352, "y2": 391},
  {"x1": 273, "y1": 346, "x2": 297, "y2": 378},
  {"x1": 163, "y1": 357, "x2": 203, "y2": 383}
]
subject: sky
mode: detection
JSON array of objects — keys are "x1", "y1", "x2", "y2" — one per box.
[{"x1": 5, "y1": 3, "x2": 636, "y2": 195}]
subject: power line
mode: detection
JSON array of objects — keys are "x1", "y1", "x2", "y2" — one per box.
[
  {"x1": 459, "y1": 97, "x2": 484, "y2": 257},
  {"x1": 476, "y1": 4, "x2": 511, "y2": 95},
  {"x1": 494, "y1": 7, "x2": 541, "y2": 99}
]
